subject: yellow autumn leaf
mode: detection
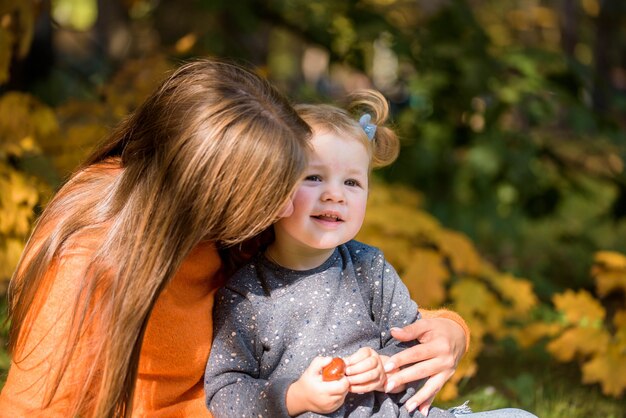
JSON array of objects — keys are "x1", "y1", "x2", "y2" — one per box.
[
  {"x1": 0, "y1": 237, "x2": 26, "y2": 280},
  {"x1": 0, "y1": 92, "x2": 59, "y2": 148},
  {"x1": 436, "y1": 230, "x2": 482, "y2": 276},
  {"x1": 614, "y1": 310, "x2": 626, "y2": 329},
  {"x1": 380, "y1": 183, "x2": 423, "y2": 207},
  {"x1": 594, "y1": 269, "x2": 626, "y2": 297},
  {"x1": 365, "y1": 201, "x2": 442, "y2": 239},
  {"x1": 582, "y1": 344, "x2": 626, "y2": 397},
  {"x1": 33, "y1": 111, "x2": 60, "y2": 144},
  {"x1": 594, "y1": 251, "x2": 626, "y2": 270},
  {"x1": 357, "y1": 225, "x2": 413, "y2": 271},
  {"x1": 591, "y1": 251, "x2": 626, "y2": 297},
  {"x1": 450, "y1": 279, "x2": 499, "y2": 317},
  {"x1": 546, "y1": 326, "x2": 611, "y2": 361},
  {"x1": 366, "y1": 183, "x2": 442, "y2": 239},
  {"x1": 463, "y1": 315, "x2": 487, "y2": 343},
  {"x1": 0, "y1": 166, "x2": 40, "y2": 235},
  {"x1": 9, "y1": 169, "x2": 39, "y2": 206},
  {"x1": 401, "y1": 249, "x2": 449, "y2": 307},
  {"x1": 614, "y1": 310, "x2": 626, "y2": 345},
  {"x1": 514, "y1": 321, "x2": 562, "y2": 348},
  {"x1": 477, "y1": 259, "x2": 500, "y2": 278},
  {"x1": 487, "y1": 273, "x2": 538, "y2": 315},
  {"x1": 553, "y1": 289, "x2": 605, "y2": 325},
  {"x1": 450, "y1": 279, "x2": 509, "y2": 338},
  {"x1": 481, "y1": 303, "x2": 509, "y2": 337},
  {"x1": 19, "y1": 135, "x2": 40, "y2": 153}
]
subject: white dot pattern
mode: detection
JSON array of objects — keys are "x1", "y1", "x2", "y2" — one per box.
[{"x1": 205, "y1": 241, "x2": 425, "y2": 417}]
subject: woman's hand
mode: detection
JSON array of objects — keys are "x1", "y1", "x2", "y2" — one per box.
[
  {"x1": 286, "y1": 357, "x2": 349, "y2": 416},
  {"x1": 383, "y1": 317, "x2": 467, "y2": 415},
  {"x1": 344, "y1": 347, "x2": 387, "y2": 393}
]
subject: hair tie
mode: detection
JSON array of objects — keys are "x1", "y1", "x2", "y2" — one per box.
[{"x1": 359, "y1": 114, "x2": 377, "y2": 140}]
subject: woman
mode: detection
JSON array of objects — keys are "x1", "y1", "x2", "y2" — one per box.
[{"x1": 0, "y1": 59, "x2": 467, "y2": 417}]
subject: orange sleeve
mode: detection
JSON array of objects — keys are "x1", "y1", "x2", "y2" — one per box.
[{"x1": 420, "y1": 308, "x2": 471, "y2": 353}]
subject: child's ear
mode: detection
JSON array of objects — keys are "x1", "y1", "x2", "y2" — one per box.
[{"x1": 277, "y1": 199, "x2": 294, "y2": 218}]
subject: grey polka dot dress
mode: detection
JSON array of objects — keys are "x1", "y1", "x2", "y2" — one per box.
[{"x1": 204, "y1": 240, "x2": 447, "y2": 418}]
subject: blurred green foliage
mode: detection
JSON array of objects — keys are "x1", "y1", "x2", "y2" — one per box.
[{"x1": 1, "y1": 0, "x2": 625, "y2": 411}]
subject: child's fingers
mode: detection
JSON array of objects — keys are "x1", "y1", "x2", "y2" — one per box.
[
  {"x1": 308, "y1": 356, "x2": 334, "y2": 373},
  {"x1": 348, "y1": 372, "x2": 386, "y2": 394},
  {"x1": 308, "y1": 357, "x2": 350, "y2": 392},
  {"x1": 345, "y1": 352, "x2": 379, "y2": 376},
  {"x1": 346, "y1": 367, "x2": 383, "y2": 385},
  {"x1": 349, "y1": 381, "x2": 382, "y2": 394},
  {"x1": 326, "y1": 377, "x2": 351, "y2": 395},
  {"x1": 344, "y1": 347, "x2": 374, "y2": 367}
]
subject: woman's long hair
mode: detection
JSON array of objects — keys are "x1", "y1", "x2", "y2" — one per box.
[{"x1": 7, "y1": 59, "x2": 310, "y2": 417}]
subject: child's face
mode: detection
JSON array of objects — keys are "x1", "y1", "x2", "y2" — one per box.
[{"x1": 274, "y1": 131, "x2": 369, "y2": 251}]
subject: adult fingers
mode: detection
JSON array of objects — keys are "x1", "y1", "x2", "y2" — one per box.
[
  {"x1": 383, "y1": 357, "x2": 445, "y2": 391},
  {"x1": 403, "y1": 371, "x2": 450, "y2": 414},
  {"x1": 418, "y1": 393, "x2": 435, "y2": 416},
  {"x1": 384, "y1": 340, "x2": 441, "y2": 373},
  {"x1": 389, "y1": 319, "x2": 430, "y2": 342}
]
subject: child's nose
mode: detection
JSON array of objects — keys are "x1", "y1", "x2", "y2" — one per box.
[{"x1": 321, "y1": 183, "x2": 345, "y2": 202}]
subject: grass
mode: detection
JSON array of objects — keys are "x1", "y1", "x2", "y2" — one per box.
[{"x1": 439, "y1": 341, "x2": 625, "y2": 418}]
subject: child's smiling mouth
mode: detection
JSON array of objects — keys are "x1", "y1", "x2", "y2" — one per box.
[{"x1": 312, "y1": 212, "x2": 344, "y2": 222}]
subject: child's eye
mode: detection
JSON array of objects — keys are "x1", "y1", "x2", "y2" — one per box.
[
  {"x1": 345, "y1": 179, "x2": 361, "y2": 187},
  {"x1": 305, "y1": 175, "x2": 322, "y2": 182}
]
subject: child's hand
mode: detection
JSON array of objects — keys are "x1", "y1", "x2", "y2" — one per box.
[
  {"x1": 286, "y1": 357, "x2": 349, "y2": 416},
  {"x1": 344, "y1": 347, "x2": 387, "y2": 393}
]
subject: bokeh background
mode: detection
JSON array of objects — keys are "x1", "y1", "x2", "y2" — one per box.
[{"x1": 1, "y1": 1, "x2": 625, "y2": 416}]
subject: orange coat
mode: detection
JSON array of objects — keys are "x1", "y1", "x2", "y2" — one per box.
[{"x1": 0, "y1": 233, "x2": 222, "y2": 417}]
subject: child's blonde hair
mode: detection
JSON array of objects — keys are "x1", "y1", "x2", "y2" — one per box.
[
  {"x1": 295, "y1": 89, "x2": 399, "y2": 170},
  {"x1": 8, "y1": 59, "x2": 311, "y2": 417}
]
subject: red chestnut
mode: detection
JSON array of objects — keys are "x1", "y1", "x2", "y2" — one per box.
[{"x1": 322, "y1": 357, "x2": 346, "y2": 381}]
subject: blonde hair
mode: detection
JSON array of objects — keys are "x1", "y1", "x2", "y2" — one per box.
[
  {"x1": 7, "y1": 59, "x2": 310, "y2": 417},
  {"x1": 295, "y1": 89, "x2": 399, "y2": 170}
]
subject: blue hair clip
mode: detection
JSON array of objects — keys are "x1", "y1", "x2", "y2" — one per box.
[{"x1": 359, "y1": 113, "x2": 377, "y2": 141}]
